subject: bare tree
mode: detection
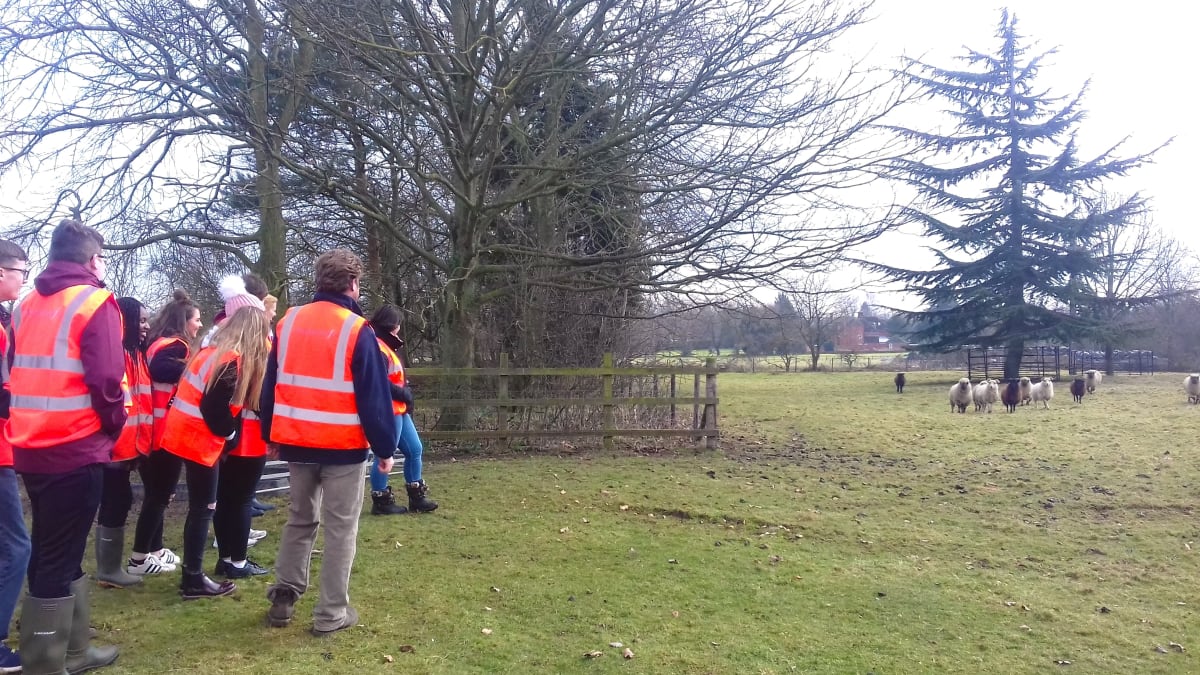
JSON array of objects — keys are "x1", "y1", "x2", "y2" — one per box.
[
  {"x1": 1078, "y1": 199, "x2": 1194, "y2": 374},
  {"x1": 787, "y1": 273, "x2": 855, "y2": 370}
]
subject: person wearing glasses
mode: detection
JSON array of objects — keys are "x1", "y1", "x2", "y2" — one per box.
[{"x1": 0, "y1": 239, "x2": 31, "y2": 672}]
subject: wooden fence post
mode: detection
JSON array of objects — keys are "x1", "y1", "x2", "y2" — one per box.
[
  {"x1": 602, "y1": 352, "x2": 614, "y2": 451},
  {"x1": 704, "y1": 357, "x2": 718, "y2": 449},
  {"x1": 498, "y1": 352, "x2": 509, "y2": 447},
  {"x1": 692, "y1": 369, "x2": 701, "y2": 445}
]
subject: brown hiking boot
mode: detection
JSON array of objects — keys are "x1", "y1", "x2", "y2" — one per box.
[{"x1": 266, "y1": 587, "x2": 299, "y2": 628}]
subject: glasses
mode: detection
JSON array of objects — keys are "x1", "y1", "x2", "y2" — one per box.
[{"x1": 0, "y1": 267, "x2": 29, "y2": 280}]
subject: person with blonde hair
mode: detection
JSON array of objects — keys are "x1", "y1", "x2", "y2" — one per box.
[{"x1": 159, "y1": 304, "x2": 272, "y2": 598}]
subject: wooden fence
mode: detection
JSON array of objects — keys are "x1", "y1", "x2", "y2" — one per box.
[
  {"x1": 255, "y1": 354, "x2": 720, "y2": 495},
  {"x1": 967, "y1": 346, "x2": 1062, "y2": 382}
]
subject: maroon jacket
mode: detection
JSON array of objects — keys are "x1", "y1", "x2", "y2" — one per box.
[{"x1": 10, "y1": 261, "x2": 127, "y2": 474}]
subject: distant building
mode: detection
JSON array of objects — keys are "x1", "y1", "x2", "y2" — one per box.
[{"x1": 834, "y1": 308, "x2": 904, "y2": 353}]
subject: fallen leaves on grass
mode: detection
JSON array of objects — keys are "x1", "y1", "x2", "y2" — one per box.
[
  {"x1": 481, "y1": 628, "x2": 493, "y2": 635},
  {"x1": 623, "y1": 648, "x2": 635, "y2": 659},
  {"x1": 583, "y1": 651, "x2": 604, "y2": 659}
]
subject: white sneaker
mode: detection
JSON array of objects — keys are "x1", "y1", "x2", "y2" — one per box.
[
  {"x1": 249, "y1": 529, "x2": 267, "y2": 541},
  {"x1": 153, "y1": 548, "x2": 180, "y2": 566},
  {"x1": 127, "y1": 554, "x2": 175, "y2": 575},
  {"x1": 213, "y1": 535, "x2": 263, "y2": 549}
]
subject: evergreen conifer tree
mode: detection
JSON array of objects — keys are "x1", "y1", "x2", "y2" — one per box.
[{"x1": 872, "y1": 11, "x2": 1153, "y2": 378}]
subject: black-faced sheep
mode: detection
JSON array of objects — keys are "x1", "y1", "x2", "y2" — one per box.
[
  {"x1": 1001, "y1": 380, "x2": 1020, "y2": 413},
  {"x1": 949, "y1": 378, "x2": 973, "y2": 413},
  {"x1": 894, "y1": 372, "x2": 906, "y2": 394},
  {"x1": 1018, "y1": 376, "x2": 1033, "y2": 405},
  {"x1": 1070, "y1": 377, "x2": 1086, "y2": 404},
  {"x1": 1084, "y1": 369, "x2": 1103, "y2": 393},
  {"x1": 1186, "y1": 374, "x2": 1200, "y2": 404},
  {"x1": 1030, "y1": 377, "x2": 1054, "y2": 409}
]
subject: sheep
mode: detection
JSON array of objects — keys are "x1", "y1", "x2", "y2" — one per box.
[
  {"x1": 1070, "y1": 377, "x2": 1086, "y2": 404},
  {"x1": 1001, "y1": 380, "x2": 1020, "y2": 413},
  {"x1": 1084, "y1": 369, "x2": 1103, "y2": 393},
  {"x1": 1018, "y1": 376, "x2": 1033, "y2": 405},
  {"x1": 894, "y1": 372, "x2": 906, "y2": 394},
  {"x1": 973, "y1": 379, "x2": 1000, "y2": 413},
  {"x1": 1029, "y1": 377, "x2": 1054, "y2": 409},
  {"x1": 949, "y1": 377, "x2": 973, "y2": 413},
  {"x1": 1186, "y1": 374, "x2": 1200, "y2": 404}
]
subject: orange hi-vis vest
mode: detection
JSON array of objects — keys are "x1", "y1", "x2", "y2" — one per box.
[
  {"x1": 160, "y1": 347, "x2": 236, "y2": 467},
  {"x1": 377, "y1": 337, "x2": 407, "y2": 416},
  {"x1": 4, "y1": 285, "x2": 119, "y2": 449},
  {"x1": 231, "y1": 409, "x2": 267, "y2": 459},
  {"x1": 0, "y1": 328, "x2": 11, "y2": 467},
  {"x1": 270, "y1": 301, "x2": 368, "y2": 449},
  {"x1": 146, "y1": 335, "x2": 187, "y2": 450},
  {"x1": 113, "y1": 349, "x2": 153, "y2": 461}
]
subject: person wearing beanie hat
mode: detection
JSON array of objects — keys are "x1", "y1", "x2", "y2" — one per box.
[{"x1": 202, "y1": 276, "x2": 266, "y2": 349}]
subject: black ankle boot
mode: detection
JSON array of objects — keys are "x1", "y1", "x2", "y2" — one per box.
[
  {"x1": 406, "y1": 481, "x2": 439, "y2": 512},
  {"x1": 180, "y1": 571, "x2": 236, "y2": 600},
  {"x1": 370, "y1": 486, "x2": 408, "y2": 515}
]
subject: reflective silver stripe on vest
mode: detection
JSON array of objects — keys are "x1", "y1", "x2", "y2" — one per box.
[
  {"x1": 10, "y1": 393, "x2": 94, "y2": 411},
  {"x1": 276, "y1": 308, "x2": 359, "y2": 394},
  {"x1": 134, "y1": 384, "x2": 152, "y2": 396},
  {"x1": 272, "y1": 403, "x2": 362, "y2": 426},
  {"x1": 124, "y1": 413, "x2": 154, "y2": 428},
  {"x1": 11, "y1": 286, "x2": 105, "y2": 379},
  {"x1": 152, "y1": 383, "x2": 174, "y2": 393},
  {"x1": 153, "y1": 408, "x2": 168, "y2": 419},
  {"x1": 243, "y1": 410, "x2": 260, "y2": 421},
  {"x1": 12, "y1": 354, "x2": 85, "y2": 374},
  {"x1": 171, "y1": 396, "x2": 203, "y2": 419}
]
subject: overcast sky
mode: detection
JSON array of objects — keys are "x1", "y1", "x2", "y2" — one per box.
[
  {"x1": 856, "y1": 0, "x2": 1197, "y2": 247},
  {"x1": 833, "y1": 0, "x2": 1199, "y2": 307}
]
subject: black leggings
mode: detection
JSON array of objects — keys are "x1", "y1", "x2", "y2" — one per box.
[
  {"x1": 213, "y1": 455, "x2": 267, "y2": 561},
  {"x1": 181, "y1": 458, "x2": 219, "y2": 575},
  {"x1": 97, "y1": 460, "x2": 137, "y2": 529},
  {"x1": 131, "y1": 450, "x2": 182, "y2": 554}
]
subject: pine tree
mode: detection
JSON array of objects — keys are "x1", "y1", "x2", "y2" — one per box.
[{"x1": 873, "y1": 11, "x2": 1154, "y2": 379}]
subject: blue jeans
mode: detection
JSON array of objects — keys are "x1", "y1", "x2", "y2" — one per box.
[
  {"x1": 0, "y1": 468, "x2": 31, "y2": 640},
  {"x1": 370, "y1": 414, "x2": 422, "y2": 490}
]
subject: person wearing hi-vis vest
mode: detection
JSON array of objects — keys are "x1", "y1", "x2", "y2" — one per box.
[
  {"x1": 159, "y1": 305, "x2": 272, "y2": 599},
  {"x1": 126, "y1": 289, "x2": 202, "y2": 577},
  {"x1": 260, "y1": 249, "x2": 396, "y2": 637},
  {"x1": 90, "y1": 296, "x2": 154, "y2": 591},
  {"x1": 4, "y1": 220, "x2": 125, "y2": 674},
  {"x1": 0, "y1": 238, "x2": 31, "y2": 673}
]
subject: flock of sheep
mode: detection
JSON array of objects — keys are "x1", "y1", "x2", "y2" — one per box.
[
  {"x1": 916, "y1": 370, "x2": 1104, "y2": 412},
  {"x1": 895, "y1": 370, "x2": 1200, "y2": 409}
]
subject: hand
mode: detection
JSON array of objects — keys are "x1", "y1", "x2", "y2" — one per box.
[
  {"x1": 377, "y1": 457, "x2": 395, "y2": 474},
  {"x1": 266, "y1": 442, "x2": 279, "y2": 461}
]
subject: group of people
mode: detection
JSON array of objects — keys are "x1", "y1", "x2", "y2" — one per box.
[{"x1": 0, "y1": 220, "x2": 438, "y2": 673}]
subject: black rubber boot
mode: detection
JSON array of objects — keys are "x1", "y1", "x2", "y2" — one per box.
[
  {"x1": 94, "y1": 526, "x2": 142, "y2": 589},
  {"x1": 406, "y1": 481, "x2": 438, "y2": 513},
  {"x1": 179, "y1": 571, "x2": 236, "y2": 600},
  {"x1": 370, "y1": 486, "x2": 408, "y2": 515},
  {"x1": 19, "y1": 594, "x2": 72, "y2": 675},
  {"x1": 65, "y1": 576, "x2": 119, "y2": 674}
]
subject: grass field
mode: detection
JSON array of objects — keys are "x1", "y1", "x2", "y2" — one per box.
[{"x1": 73, "y1": 370, "x2": 1200, "y2": 673}]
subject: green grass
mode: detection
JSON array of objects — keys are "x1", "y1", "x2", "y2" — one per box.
[{"x1": 74, "y1": 370, "x2": 1200, "y2": 673}]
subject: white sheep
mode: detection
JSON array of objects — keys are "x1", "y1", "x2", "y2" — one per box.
[
  {"x1": 972, "y1": 379, "x2": 1000, "y2": 413},
  {"x1": 949, "y1": 377, "x2": 973, "y2": 413},
  {"x1": 1029, "y1": 377, "x2": 1054, "y2": 409},
  {"x1": 1185, "y1": 374, "x2": 1200, "y2": 404},
  {"x1": 1084, "y1": 369, "x2": 1103, "y2": 394},
  {"x1": 1018, "y1": 376, "x2": 1033, "y2": 405}
]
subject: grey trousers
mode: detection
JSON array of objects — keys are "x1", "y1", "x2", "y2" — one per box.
[{"x1": 268, "y1": 461, "x2": 365, "y2": 631}]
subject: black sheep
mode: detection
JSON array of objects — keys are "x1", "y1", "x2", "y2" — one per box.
[
  {"x1": 1071, "y1": 377, "x2": 1086, "y2": 404},
  {"x1": 1001, "y1": 379, "x2": 1020, "y2": 413},
  {"x1": 894, "y1": 372, "x2": 906, "y2": 393}
]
